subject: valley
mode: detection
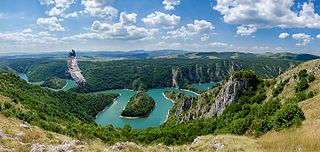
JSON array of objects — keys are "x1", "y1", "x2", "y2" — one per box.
[
  {"x1": 1, "y1": 0, "x2": 320, "y2": 151},
  {"x1": 0, "y1": 51, "x2": 319, "y2": 151}
]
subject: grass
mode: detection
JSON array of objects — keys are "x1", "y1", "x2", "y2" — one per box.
[{"x1": 257, "y1": 94, "x2": 320, "y2": 151}]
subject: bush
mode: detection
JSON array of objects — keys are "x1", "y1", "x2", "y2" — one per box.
[
  {"x1": 273, "y1": 78, "x2": 289, "y2": 97},
  {"x1": 298, "y1": 69, "x2": 308, "y2": 78},
  {"x1": 251, "y1": 118, "x2": 270, "y2": 137},
  {"x1": 272, "y1": 102, "x2": 305, "y2": 131},
  {"x1": 306, "y1": 74, "x2": 315, "y2": 83},
  {"x1": 296, "y1": 78, "x2": 309, "y2": 92}
]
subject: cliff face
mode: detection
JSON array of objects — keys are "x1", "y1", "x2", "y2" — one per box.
[
  {"x1": 169, "y1": 71, "x2": 258, "y2": 124},
  {"x1": 67, "y1": 50, "x2": 86, "y2": 86},
  {"x1": 206, "y1": 76, "x2": 248, "y2": 117},
  {"x1": 172, "y1": 67, "x2": 179, "y2": 88}
]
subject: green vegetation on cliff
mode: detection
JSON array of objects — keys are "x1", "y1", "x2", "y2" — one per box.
[
  {"x1": 41, "y1": 77, "x2": 67, "y2": 90},
  {"x1": 164, "y1": 71, "x2": 305, "y2": 137},
  {"x1": 121, "y1": 92, "x2": 156, "y2": 118}
]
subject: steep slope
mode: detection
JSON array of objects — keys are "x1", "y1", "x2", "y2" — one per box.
[{"x1": 267, "y1": 59, "x2": 320, "y2": 102}]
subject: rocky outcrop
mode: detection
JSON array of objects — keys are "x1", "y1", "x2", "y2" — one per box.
[
  {"x1": 172, "y1": 67, "x2": 179, "y2": 88},
  {"x1": 67, "y1": 50, "x2": 86, "y2": 86},
  {"x1": 210, "y1": 77, "x2": 247, "y2": 115},
  {"x1": 175, "y1": 97, "x2": 192, "y2": 116}
]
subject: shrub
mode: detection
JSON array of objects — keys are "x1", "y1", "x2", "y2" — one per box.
[
  {"x1": 306, "y1": 74, "x2": 315, "y2": 83},
  {"x1": 273, "y1": 78, "x2": 289, "y2": 97},
  {"x1": 295, "y1": 78, "x2": 309, "y2": 92},
  {"x1": 298, "y1": 69, "x2": 308, "y2": 78},
  {"x1": 272, "y1": 102, "x2": 305, "y2": 131}
]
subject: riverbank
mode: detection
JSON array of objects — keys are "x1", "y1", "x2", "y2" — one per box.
[
  {"x1": 181, "y1": 89, "x2": 200, "y2": 96},
  {"x1": 162, "y1": 93, "x2": 175, "y2": 103},
  {"x1": 95, "y1": 97, "x2": 119, "y2": 118}
]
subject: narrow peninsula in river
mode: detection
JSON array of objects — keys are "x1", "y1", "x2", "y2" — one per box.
[{"x1": 121, "y1": 92, "x2": 156, "y2": 118}]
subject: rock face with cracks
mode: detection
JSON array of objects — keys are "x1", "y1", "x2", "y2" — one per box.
[{"x1": 67, "y1": 50, "x2": 86, "y2": 86}]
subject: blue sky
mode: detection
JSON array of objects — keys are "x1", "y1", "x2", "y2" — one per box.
[{"x1": 0, "y1": 0, "x2": 319, "y2": 54}]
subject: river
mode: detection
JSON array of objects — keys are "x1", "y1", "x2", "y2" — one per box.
[
  {"x1": 94, "y1": 88, "x2": 198, "y2": 129},
  {"x1": 18, "y1": 73, "x2": 77, "y2": 91},
  {"x1": 18, "y1": 73, "x2": 205, "y2": 129},
  {"x1": 191, "y1": 82, "x2": 215, "y2": 91}
]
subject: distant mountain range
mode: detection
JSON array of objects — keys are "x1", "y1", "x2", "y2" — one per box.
[{"x1": 0, "y1": 50, "x2": 318, "y2": 61}]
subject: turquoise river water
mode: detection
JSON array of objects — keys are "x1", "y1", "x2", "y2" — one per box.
[{"x1": 18, "y1": 73, "x2": 214, "y2": 129}]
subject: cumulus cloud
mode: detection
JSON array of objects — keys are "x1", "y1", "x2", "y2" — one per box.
[
  {"x1": 0, "y1": 31, "x2": 61, "y2": 45},
  {"x1": 214, "y1": 0, "x2": 320, "y2": 33},
  {"x1": 39, "y1": 0, "x2": 54, "y2": 5},
  {"x1": 45, "y1": 0, "x2": 76, "y2": 16},
  {"x1": 62, "y1": 12, "x2": 78, "y2": 18},
  {"x1": 81, "y1": 0, "x2": 118, "y2": 19},
  {"x1": 166, "y1": 20, "x2": 214, "y2": 40},
  {"x1": 317, "y1": 34, "x2": 320, "y2": 39},
  {"x1": 292, "y1": 33, "x2": 313, "y2": 46},
  {"x1": 162, "y1": 0, "x2": 181, "y2": 10},
  {"x1": 279, "y1": 33, "x2": 289, "y2": 39},
  {"x1": 64, "y1": 12, "x2": 157, "y2": 41},
  {"x1": 236, "y1": 25, "x2": 257, "y2": 36},
  {"x1": 142, "y1": 11, "x2": 180, "y2": 29},
  {"x1": 209, "y1": 42, "x2": 230, "y2": 47},
  {"x1": 22, "y1": 28, "x2": 33, "y2": 33},
  {"x1": 36, "y1": 17, "x2": 65, "y2": 31},
  {"x1": 120, "y1": 12, "x2": 137, "y2": 25}
]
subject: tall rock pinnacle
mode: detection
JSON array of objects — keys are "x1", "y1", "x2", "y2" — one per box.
[{"x1": 67, "y1": 50, "x2": 86, "y2": 86}]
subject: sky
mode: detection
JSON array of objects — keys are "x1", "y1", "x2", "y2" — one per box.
[{"x1": 0, "y1": 0, "x2": 320, "y2": 54}]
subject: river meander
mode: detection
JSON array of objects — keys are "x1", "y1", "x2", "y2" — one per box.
[
  {"x1": 18, "y1": 73, "x2": 212, "y2": 129},
  {"x1": 94, "y1": 88, "x2": 198, "y2": 129}
]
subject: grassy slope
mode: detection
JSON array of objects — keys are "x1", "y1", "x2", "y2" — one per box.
[{"x1": 266, "y1": 59, "x2": 320, "y2": 102}]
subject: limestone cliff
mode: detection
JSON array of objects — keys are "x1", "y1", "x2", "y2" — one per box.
[
  {"x1": 172, "y1": 67, "x2": 179, "y2": 88},
  {"x1": 67, "y1": 50, "x2": 86, "y2": 86},
  {"x1": 206, "y1": 76, "x2": 248, "y2": 117},
  {"x1": 169, "y1": 71, "x2": 259, "y2": 123}
]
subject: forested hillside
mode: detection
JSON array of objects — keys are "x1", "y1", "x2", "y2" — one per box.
[{"x1": 7, "y1": 57, "x2": 300, "y2": 92}]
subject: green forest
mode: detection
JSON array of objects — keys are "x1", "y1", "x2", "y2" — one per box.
[
  {"x1": 41, "y1": 77, "x2": 67, "y2": 90},
  {"x1": 6, "y1": 57, "x2": 300, "y2": 93},
  {"x1": 121, "y1": 92, "x2": 156, "y2": 118}
]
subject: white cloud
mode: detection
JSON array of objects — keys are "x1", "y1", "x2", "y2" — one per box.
[
  {"x1": 39, "y1": 0, "x2": 54, "y2": 5},
  {"x1": 38, "y1": 31, "x2": 51, "y2": 36},
  {"x1": 209, "y1": 42, "x2": 230, "y2": 47},
  {"x1": 214, "y1": 0, "x2": 320, "y2": 32},
  {"x1": 292, "y1": 33, "x2": 313, "y2": 46},
  {"x1": 317, "y1": 34, "x2": 320, "y2": 39},
  {"x1": 45, "y1": 0, "x2": 75, "y2": 16},
  {"x1": 81, "y1": 0, "x2": 118, "y2": 19},
  {"x1": 236, "y1": 25, "x2": 257, "y2": 36},
  {"x1": 36, "y1": 17, "x2": 65, "y2": 31},
  {"x1": 0, "y1": 31, "x2": 61, "y2": 45},
  {"x1": 55, "y1": 0, "x2": 74, "y2": 8},
  {"x1": 166, "y1": 20, "x2": 214, "y2": 40},
  {"x1": 279, "y1": 33, "x2": 289, "y2": 39},
  {"x1": 22, "y1": 28, "x2": 32, "y2": 33},
  {"x1": 63, "y1": 12, "x2": 78, "y2": 18},
  {"x1": 142, "y1": 11, "x2": 180, "y2": 29},
  {"x1": 201, "y1": 35, "x2": 209, "y2": 41},
  {"x1": 48, "y1": 7, "x2": 65, "y2": 16},
  {"x1": 120, "y1": 12, "x2": 137, "y2": 25},
  {"x1": 162, "y1": 0, "x2": 181, "y2": 10},
  {"x1": 64, "y1": 12, "x2": 157, "y2": 41}
]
